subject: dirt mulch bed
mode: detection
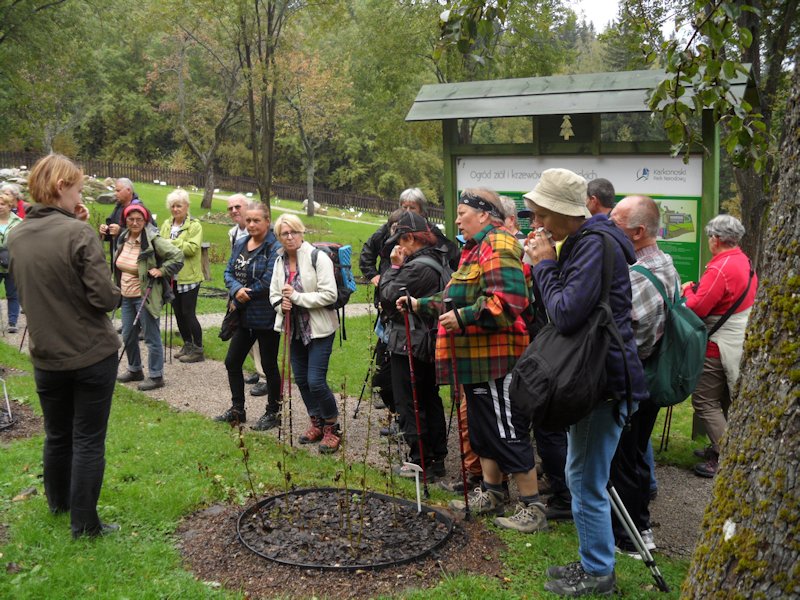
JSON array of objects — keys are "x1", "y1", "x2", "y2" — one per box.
[
  {"x1": 176, "y1": 502, "x2": 505, "y2": 600},
  {"x1": 0, "y1": 401, "x2": 42, "y2": 444}
]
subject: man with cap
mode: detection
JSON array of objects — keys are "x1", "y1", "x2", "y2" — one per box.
[
  {"x1": 585, "y1": 178, "x2": 616, "y2": 217},
  {"x1": 379, "y1": 210, "x2": 451, "y2": 481},
  {"x1": 523, "y1": 169, "x2": 647, "y2": 597}
]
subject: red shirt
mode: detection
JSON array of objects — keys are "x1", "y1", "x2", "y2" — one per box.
[{"x1": 684, "y1": 246, "x2": 757, "y2": 358}]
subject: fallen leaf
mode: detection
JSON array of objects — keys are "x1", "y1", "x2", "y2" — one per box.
[{"x1": 12, "y1": 487, "x2": 37, "y2": 502}]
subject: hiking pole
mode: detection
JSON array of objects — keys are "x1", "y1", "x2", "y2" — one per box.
[
  {"x1": 118, "y1": 278, "x2": 155, "y2": 367},
  {"x1": 279, "y1": 316, "x2": 290, "y2": 443},
  {"x1": 353, "y1": 311, "x2": 382, "y2": 419},
  {"x1": 284, "y1": 315, "x2": 294, "y2": 447},
  {"x1": 659, "y1": 406, "x2": 673, "y2": 452},
  {"x1": 18, "y1": 325, "x2": 27, "y2": 352},
  {"x1": 608, "y1": 483, "x2": 670, "y2": 592},
  {"x1": 401, "y1": 287, "x2": 429, "y2": 499},
  {"x1": 1, "y1": 370, "x2": 13, "y2": 426},
  {"x1": 444, "y1": 298, "x2": 470, "y2": 520}
]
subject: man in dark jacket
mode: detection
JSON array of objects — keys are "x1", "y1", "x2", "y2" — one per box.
[{"x1": 523, "y1": 169, "x2": 647, "y2": 597}]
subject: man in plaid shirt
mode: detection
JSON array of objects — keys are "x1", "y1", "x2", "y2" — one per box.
[{"x1": 610, "y1": 195, "x2": 681, "y2": 557}]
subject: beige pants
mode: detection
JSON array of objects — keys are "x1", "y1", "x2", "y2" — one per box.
[
  {"x1": 249, "y1": 340, "x2": 265, "y2": 378},
  {"x1": 691, "y1": 356, "x2": 731, "y2": 454}
]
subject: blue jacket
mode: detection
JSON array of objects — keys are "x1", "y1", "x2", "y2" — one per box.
[
  {"x1": 224, "y1": 231, "x2": 280, "y2": 330},
  {"x1": 532, "y1": 214, "x2": 648, "y2": 403}
]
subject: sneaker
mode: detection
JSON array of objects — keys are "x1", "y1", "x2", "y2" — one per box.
[
  {"x1": 494, "y1": 501, "x2": 548, "y2": 533},
  {"x1": 244, "y1": 372, "x2": 260, "y2": 385},
  {"x1": 251, "y1": 411, "x2": 280, "y2": 431},
  {"x1": 117, "y1": 370, "x2": 144, "y2": 383},
  {"x1": 299, "y1": 416, "x2": 324, "y2": 444},
  {"x1": 138, "y1": 377, "x2": 164, "y2": 391},
  {"x1": 448, "y1": 486, "x2": 505, "y2": 516},
  {"x1": 544, "y1": 563, "x2": 616, "y2": 597},
  {"x1": 174, "y1": 343, "x2": 190, "y2": 359},
  {"x1": 7, "y1": 325, "x2": 18, "y2": 334},
  {"x1": 615, "y1": 540, "x2": 643, "y2": 560},
  {"x1": 640, "y1": 528, "x2": 657, "y2": 551},
  {"x1": 214, "y1": 407, "x2": 246, "y2": 423},
  {"x1": 179, "y1": 345, "x2": 204, "y2": 363},
  {"x1": 319, "y1": 422, "x2": 342, "y2": 454},
  {"x1": 250, "y1": 382, "x2": 269, "y2": 396},
  {"x1": 544, "y1": 494, "x2": 573, "y2": 521},
  {"x1": 694, "y1": 455, "x2": 719, "y2": 478},
  {"x1": 438, "y1": 472, "x2": 482, "y2": 494}
]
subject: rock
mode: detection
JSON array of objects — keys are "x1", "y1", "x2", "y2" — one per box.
[
  {"x1": 302, "y1": 199, "x2": 321, "y2": 211},
  {"x1": 96, "y1": 192, "x2": 116, "y2": 205}
]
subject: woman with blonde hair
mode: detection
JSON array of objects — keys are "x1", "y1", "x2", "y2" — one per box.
[
  {"x1": 160, "y1": 189, "x2": 204, "y2": 363},
  {"x1": 270, "y1": 213, "x2": 341, "y2": 453},
  {"x1": 8, "y1": 154, "x2": 120, "y2": 538},
  {"x1": 0, "y1": 191, "x2": 23, "y2": 332}
]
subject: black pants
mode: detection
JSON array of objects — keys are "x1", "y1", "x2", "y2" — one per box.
[
  {"x1": 610, "y1": 400, "x2": 661, "y2": 542},
  {"x1": 534, "y1": 426, "x2": 570, "y2": 498},
  {"x1": 390, "y1": 353, "x2": 447, "y2": 464},
  {"x1": 171, "y1": 284, "x2": 203, "y2": 347},
  {"x1": 225, "y1": 328, "x2": 280, "y2": 413},
  {"x1": 372, "y1": 340, "x2": 395, "y2": 412},
  {"x1": 35, "y1": 352, "x2": 117, "y2": 536}
]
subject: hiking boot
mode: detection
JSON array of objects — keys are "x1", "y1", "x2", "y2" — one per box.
[
  {"x1": 117, "y1": 370, "x2": 144, "y2": 383},
  {"x1": 546, "y1": 561, "x2": 584, "y2": 580},
  {"x1": 380, "y1": 420, "x2": 399, "y2": 437},
  {"x1": 244, "y1": 372, "x2": 260, "y2": 384},
  {"x1": 428, "y1": 458, "x2": 447, "y2": 479},
  {"x1": 251, "y1": 411, "x2": 280, "y2": 431},
  {"x1": 448, "y1": 486, "x2": 505, "y2": 516},
  {"x1": 250, "y1": 382, "x2": 269, "y2": 396},
  {"x1": 72, "y1": 522, "x2": 120, "y2": 540},
  {"x1": 494, "y1": 501, "x2": 548, "y2": 533},
  {"x1": 694, "y1": 454, "x2": 719, "y2": 478},
  {"x1": 319, "y1": 422, "x2": 342, "y2": 454},
  {"x1": 174, "y1": 343, "x2": 190, "y2": 359},
  {"x1": 179, "y1": 345, "x2": 204, "y2": 363},
  {"x1": 299, "y1": 416, "x2": 324, "y2": 444},
  {"x1": 138, "y1": 377, "x2": 164, "y2": 391},
  {"x1": 545, "y1": 494, "x2": 573, "y2": 521},
  {"x1": 214, "y1": 407, "x2": 246, "y2": 424},
  {"x1": 439, "y1": 472, "x2": 482, "y2": 494},
  {"x1": 693, "y1": 445, "x2": 713, "y2": 459},
  {"x1": 544, "y1": 563, "x2": 616, "y2": 597}
]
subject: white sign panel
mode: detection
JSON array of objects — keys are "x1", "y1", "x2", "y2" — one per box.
[{"x1": 455, "y1": 155, "x2": 702, "y2": 197}]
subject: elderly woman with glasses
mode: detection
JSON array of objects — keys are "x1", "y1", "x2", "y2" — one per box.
[
  {"x1": 114, "y1": 204, "x2": 183, "y2": 391},
  {"x1": 270, "y1": 214, "x2": 341, "y2": 453},
  {"x1": 401, "y1": 188, "x2": 544, "y2": 533},
  {"x1": 682, "y1": 214, "x2": 758, "y2": 478},
  {"x1": 160, "y1": 189, "x2": 204, "y2": 363}
]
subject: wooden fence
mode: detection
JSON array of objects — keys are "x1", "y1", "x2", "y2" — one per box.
[{"x1": 0, "y1": 151, "x2": 444, "y2": 223}]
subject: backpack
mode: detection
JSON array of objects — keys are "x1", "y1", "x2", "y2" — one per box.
[
  {"x1": 311, "y1": 242, "x2": 358, "y2": 342},
  {"x1": 509, "y1": 231, "x2": 632, "y2": 431},
  {"x1": 631, "y1": 265, "x2": 707, "y2": 407}
]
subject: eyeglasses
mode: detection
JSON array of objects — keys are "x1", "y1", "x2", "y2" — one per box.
[{"x1": 280, "y1": 231, "x2": 301, "y2": 239}]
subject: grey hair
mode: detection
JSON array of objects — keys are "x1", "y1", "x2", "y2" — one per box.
[
  {"x1": 399, "y1": 187, "x2": 427, "y2": 215},
  {"x1": 624, "y1": 195, "x2": 660, "y2": 238},
  {"x1": 499, "y1": 196, "x2": 517, "y2": 223},
  {"x1": 705, "y1": 214, "x2": 745, "y2": 246},
  {"x1": 166, "y1": 188, "x2": 190, "y2": 209},
  {"x1": 0, "y1": 183, "x2": 22, "y2": 199},
  {"x1": 587, "y1": 178, "x2": 615, "y2": 208},
  {"x1": 116, "y1": 177, "x2": 135, "y2": 193}
]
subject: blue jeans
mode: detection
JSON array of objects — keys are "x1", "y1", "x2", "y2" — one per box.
[
  {"x1": 0, "y1": 271, "x2": 20, "y2": 326},
  {"x1": 35, "y1": 352, "x2": 117, "y2": 536},
  {"x1": 121, "y1": 296, "x2": 163, "y2": 378},
  {"x1": 290, "y1": 333, "x2": 338, "y2": 421},
  {"x1": 567, "y1": 399, "x2": 635, "y2": 576}
]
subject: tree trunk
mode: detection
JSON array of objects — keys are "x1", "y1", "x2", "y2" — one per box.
[
  {"x1": 683, "y1": 58, "x2": 800, "y2": 598},
  {"x1": 733, "y1": 165, "x2": 767, "y2": 268},
  {"x1": 201, "y1": 165, "x2": 215, "y2": 209},
  {"x1": 306, "y1": 154, "x2": 315, "y2": 217}
]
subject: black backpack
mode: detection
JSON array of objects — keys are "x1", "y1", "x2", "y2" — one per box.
[{"x1": 510, "y1": 231, "x2": 632, "y2": 431}]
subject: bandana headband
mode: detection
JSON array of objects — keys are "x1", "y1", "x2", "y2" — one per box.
[{"x1": 459, "y1": 193, "x2": 502, "y2": 219}]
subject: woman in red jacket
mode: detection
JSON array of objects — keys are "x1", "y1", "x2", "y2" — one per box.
[{"x1": 683, "y1": 214, "x2": 758, "y2": 477}]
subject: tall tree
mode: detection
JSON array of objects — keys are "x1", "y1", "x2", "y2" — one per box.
[{"x1": 683, "y1": 52, "x2": 799, "y2": 597}]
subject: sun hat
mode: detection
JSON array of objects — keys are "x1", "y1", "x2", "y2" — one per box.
[
  {"x1": 122, "y1": 203, "x2": 150, "y2": 222},
  {"x1": 522, "y1": 168, "x2": 590, "y2": 218},
  {"x1": 384, "y1": 211, "x2": 430, "y2": 247}
]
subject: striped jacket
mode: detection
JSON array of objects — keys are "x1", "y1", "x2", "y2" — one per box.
[{"x1": 417, "y1": 224, "x2": 530, "y2": 385}]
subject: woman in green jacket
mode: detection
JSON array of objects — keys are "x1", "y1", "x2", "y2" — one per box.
[
  {"x1": 0, "y1": 191, "x2": 23, "y2": 332},
  {"x1": 160, "y1": 189, "x2": 204, "y2": 363},
  {"x1": 114, "y1": 204, "x2": 183, "y2": 391}
]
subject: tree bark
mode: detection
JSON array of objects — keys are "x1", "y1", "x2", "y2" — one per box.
[
  {"x1": 306, "y1": 155, "x2": 315, "y2": 217},
  {"x1": 201, "y1": 167, "x2": 215, "y2": 209},
  {"x1": 683, "y1": 57, "x2": 800, "y2": 598}
]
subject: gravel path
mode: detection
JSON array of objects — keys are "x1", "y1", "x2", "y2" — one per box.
[{"x1": 4, "y1": 306, "x2": 712, "y2": 558}]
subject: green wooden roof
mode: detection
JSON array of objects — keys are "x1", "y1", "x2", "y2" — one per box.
[{"x1": 406, "y1": 67, "x2": 757, "y2": 121}]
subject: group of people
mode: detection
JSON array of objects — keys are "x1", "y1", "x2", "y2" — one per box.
[{"x1": 7, "y1": 153, "x2": 757, "y2": 598}]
